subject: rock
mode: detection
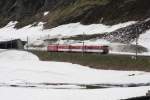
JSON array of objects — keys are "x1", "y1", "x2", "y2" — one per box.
[
  {"x1": 146, "y1": 90, "x2": 150, "y2": 96},
  {"x1": 104, "y1": 19, "x2": 150, "y2": 43},
  {"x1": 0, "y1": 39, "x2": 25, "y2": 49},
  {"x1": 0, "y1": 0, "x2": 150, "y2": 28}
]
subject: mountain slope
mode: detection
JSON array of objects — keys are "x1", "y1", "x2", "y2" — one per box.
[
  {"x1": 0, "y1": 0, "x2": 150, "y2": 54},
  {"x1": 0, "y1": 0, "x2": 150, "y2": 28}
]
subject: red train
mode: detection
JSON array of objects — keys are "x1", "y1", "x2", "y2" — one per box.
[{"x1": 47, "y1": 44, "x2": 109, "y2": 54}]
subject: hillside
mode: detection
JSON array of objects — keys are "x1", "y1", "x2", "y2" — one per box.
[
  {"x1": 1, "y1": 1, "x2": 150, "y2": 99},
  {"x1": 0, "y1": 0, "x2": 150, "y2": 28},
  {"x1": 0, "y1": 0, "x2": 150, "y2": 54}
]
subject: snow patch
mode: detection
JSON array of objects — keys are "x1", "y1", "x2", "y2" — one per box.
[
  {"x1": 0, "y1": 86, "x2": 150, "y2": 100},
  {"x1": 0, "y1": 50, "x2": 150, "y2": 99},
  {"x1": 0, "y1": 21, "x2": 136, "y2": 42},
  {"x1": 47, "y1": 21, "x2": 136, "y2": 36},
  {"x1": 44, "y1": 11, "x2": 49, "y2": 16},
  {"x1": 138, "y1": 29, "x2": 150, "y2": 51},
  {"x1": 0, "y1": 50, "x2": 39, "y2": 61},
  {"x1": 0, "y1": 50, "x2": 150, "y2": 84}
]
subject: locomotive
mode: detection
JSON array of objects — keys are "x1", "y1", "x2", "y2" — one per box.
[{"x1": 47, "y1": 44, "x2": 109, "y2": 54}]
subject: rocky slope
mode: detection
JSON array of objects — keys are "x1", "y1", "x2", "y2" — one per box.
[
  {"x1": 104, "y1": 19, "x2": 150, "y2": 43},
  {"x1": 0, "y1": 0, "x2": 150, "y2": 29}
]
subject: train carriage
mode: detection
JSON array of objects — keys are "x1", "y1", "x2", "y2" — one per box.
[{"x1": 47, "y1": 44, "x2": 109, "y2": 54}]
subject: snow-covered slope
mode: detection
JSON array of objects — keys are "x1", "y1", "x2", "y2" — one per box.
[
  {"x1": 0, "y1": 86, "x2": 150, "y2": 100},
  {"x1": 2, "y1": 57, "x2": 150, "y2": 84},
  {"x1": 0, "y1": 50, "x2": 150, "y2": 100},
  {"x1": 138, "y1": 29, "x2": 150, "y2": 51},
  {"x1": 0, "y1": 21, "x2": 135, "y2": 41},
  {"x1": 0, "y1": 21, "x2": 150, "y2": 55},
  {"x1": 0, "y1": 50, "x2": 39, "y2": 61}
]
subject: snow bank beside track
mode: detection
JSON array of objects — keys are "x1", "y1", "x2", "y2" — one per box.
[
  {"x1": 0, "y1": 50, "x2": 150, "y2": 99},
  {"x1": 0, "y1": 50, "x2": 39, "y2": 61}
]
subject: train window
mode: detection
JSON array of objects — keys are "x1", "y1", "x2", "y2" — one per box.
[
  {"x1": 70, "y1": 46, "x2": 83, "y2": 49},
  {"x1": 58, "y1": 45, "x2": 69, "y2": 49},
  {"x1": 85, "y1": 46, "x2": 100, "y2": 49},
  {"x1": 48, "y1": 45, "x2": 58, "y2": 51}
]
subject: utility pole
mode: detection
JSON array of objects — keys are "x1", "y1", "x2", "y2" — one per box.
[
  {"x1": 27, "y1": 36, "x2": 29, "y2": 51},
  {"x1": 5, "y1": 39, "x2": 7, "y2": 49},
  {"x1": 11, "y1": 38, "x2": 13, "y2": 49},
  {"x1": 82, "y1": 32, "x2": 85, "y2": 56},
  {"x1": 135, "y1": 32, "x2": 138, "y2": 60}
]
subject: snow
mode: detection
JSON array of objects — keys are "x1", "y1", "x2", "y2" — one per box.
[
  {"x1": 28, "y1": 39, "x2": 45, "y2": 47},
  {"x1": 0, "y1": 86, "x2": 150, "y2": 100},
  {"x1": 0, "y1": 14, "x2": 150, "y2": 100},
  {"x1": 0, "y1": 22, "x2": 45, "y2": 42},
  {"x1": 56, "y1": 39, "x2": 110, "y2": 46},
  {"x1": 2, "y1": 59, "x2": 150, "y2": 84},
  {"x1": 44, "y1": 11, "x2": 49, "y2": 16},
  {"x1": 55, "y1": 39, "x2": 150, "y2": 56},
  {"x1": 0, "y1": 21, "x2": 136, "y2": 42},
  {"x1": 1, "y1": 20, "x2": 150, "y2": 55},
  {"x1": 2, "y1": 21, "x2": 149, "y2": 55},
  {"x1": 0, "y1": 50, "x2": 150, "y2": 100},
  {"x1": 129, "y1": 29, "x2": 150, "y2": 55},
  {"x1": 138, "y1": 30, "x2": 150, "y2": 52},
  {"x1": 46, "y1": 21, "x2": 136, "y2": 36},
  {"x1": 110, "y1": 51, "x2": 150, "y2": 56},
  {"x1": 0, "y1": 50, "x2": 39, "y2": 61},
  {"x1": 3, "y1": 21, "x2": 147, "y2": 55},
  {"x1": 0, "y1": 20, "x2": 150, "y2": 99}
]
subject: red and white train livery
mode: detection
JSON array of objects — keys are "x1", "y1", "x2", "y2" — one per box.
[{"x1": 48, "y1": 44, "x2": 109, "y2": 54}]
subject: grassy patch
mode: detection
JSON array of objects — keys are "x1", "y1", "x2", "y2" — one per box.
[
  {"x1": 44, "y1": 0, "x2": 111, "y2": 28},
  {"x1": 31, "y1": 50, "x2": 150, "y2": 71}
]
